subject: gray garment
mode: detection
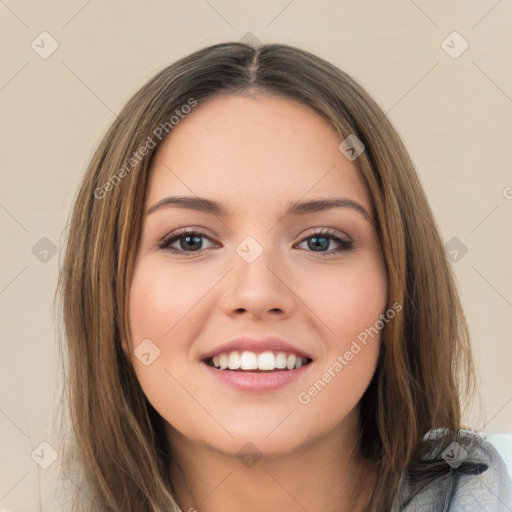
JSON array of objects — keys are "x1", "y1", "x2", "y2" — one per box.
[{"x1": 390, "y1": 429, "x2": 512, "y2": 511}]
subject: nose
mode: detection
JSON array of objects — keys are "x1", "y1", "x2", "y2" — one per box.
[{"x1": 220, "y1": 242, "x2": 296, "y2": 320}]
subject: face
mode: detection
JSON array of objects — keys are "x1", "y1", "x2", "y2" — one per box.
[{"x1": 127, "y1": 94, "x2": 387, "y2": 459}]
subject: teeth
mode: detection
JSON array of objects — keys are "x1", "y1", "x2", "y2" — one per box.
[
  {"x1": 208, "y1": 350, "x2": 309, "y2": 371},
  {"x1": 219, "y1": 353, "x2": 228, "y2": 370},
  {"x1": 258, "y1": 351, "x2": 275, "y2": 371},
  {"x1": 228, "y1": 352, "x2": 241, "y2": 370},
  {"x1": 275, "y1": 352, "x2": 287, "y2": 369},
  {"x1": 240, "y1": 351, "x2": 258, "y2": 370}
]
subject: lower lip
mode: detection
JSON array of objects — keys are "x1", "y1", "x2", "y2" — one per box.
[{"x1": 201, "y1": 362, "x2": 313, "y2": 392}]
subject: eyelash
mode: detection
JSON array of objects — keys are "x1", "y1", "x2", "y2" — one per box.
[{"x1": 157, "y1": 228, "x2": 354, "y2": 256}]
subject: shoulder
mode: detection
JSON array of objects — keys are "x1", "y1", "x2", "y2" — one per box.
[{"x1": 391, "y1": 429, "x2": 512, "y2": 511}]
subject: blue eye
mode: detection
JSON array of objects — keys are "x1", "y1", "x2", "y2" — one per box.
[
  {"x1": 297, "y1": 228, "x2": 353, "y2": 253},
  {"x1": 158, "y1": 229, "x2": 218, "y2": 253},
  {"x1": 158, "y1": 228, "x2": 353, "y2": 255}
]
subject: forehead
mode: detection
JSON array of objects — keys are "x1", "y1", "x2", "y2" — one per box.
[{"x1": 146, "y1": 94, "x2": 370, "y2": 212}]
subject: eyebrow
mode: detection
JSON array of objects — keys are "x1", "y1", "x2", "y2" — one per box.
[{"x1": 146, "y1": 196, "x2": 374, "y2": 224}]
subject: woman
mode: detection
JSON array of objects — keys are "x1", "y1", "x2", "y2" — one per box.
[{"x1": 57, "y1": 41, "x2": 512, "y2": 511}]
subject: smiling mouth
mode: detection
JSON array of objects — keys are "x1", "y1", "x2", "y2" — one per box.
[{"x1": 204, "y1": 350, "x2": 313, "y2": 372}]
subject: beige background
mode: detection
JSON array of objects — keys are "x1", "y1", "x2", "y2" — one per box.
[{"x1": 1, "y1": 0, "x2": 511, "y2": 509}]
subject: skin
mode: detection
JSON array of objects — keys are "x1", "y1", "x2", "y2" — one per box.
[{"x1": 127, "y1": 94, "x2": 387, "y2": 512}]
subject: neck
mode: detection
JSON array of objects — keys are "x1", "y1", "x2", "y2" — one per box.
[{"x1": 167, "y1": 410, "x2": 378, "y2": 512}]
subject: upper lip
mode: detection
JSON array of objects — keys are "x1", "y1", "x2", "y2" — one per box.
[{"x1": 200, "y1": 336, "x2": 314, "y2": 361}]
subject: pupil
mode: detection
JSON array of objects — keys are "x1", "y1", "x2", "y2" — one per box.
[
  {"x1": 181, "y1": 235, "x2": 202, "y2": 251},
  {"x1": 309, "y1": 236, "x2": 328, "y2": 251}
]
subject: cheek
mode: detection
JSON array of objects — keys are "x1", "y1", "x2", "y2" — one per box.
[
  {"x1": 127, "y1": 262, "x2": 194, "y2": 392},
  {"x1": 129, "y1": 260, "x2": 211, "y2": 344},
  {"x1": 308, "y1": 259, "x2": 387, "y2": 342},
  {"x1": 129, "y1": 270, "x2": 170, "y2": 343},
  {"x1": 297, "y1": 259, "x2": 386, "y2": 406},
  {"x1": 127, "y1": 262, "x2": 212, "y2": 430}
]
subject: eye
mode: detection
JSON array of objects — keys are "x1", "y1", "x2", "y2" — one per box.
[
  {"x1": 296, "y1": 228, "x2": 353, "y2": 254},
  {"x1": 157, "y1": 228, "x2": 218, "y2": 254},
  {"x1": 157, "y1": 227, "x2": 353, "y2": 256}
]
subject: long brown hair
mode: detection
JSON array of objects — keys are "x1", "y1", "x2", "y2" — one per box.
[{"x1": 56, "y1": 41, "x2": 476, "y2": 511}]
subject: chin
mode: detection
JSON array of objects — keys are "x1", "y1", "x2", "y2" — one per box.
[
  {"x1": 197, "y1": 416, "x2": 324, "y2": 462},
  {"x1": 210, "y1": 434, "x2": 308, "y2": 463}
]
